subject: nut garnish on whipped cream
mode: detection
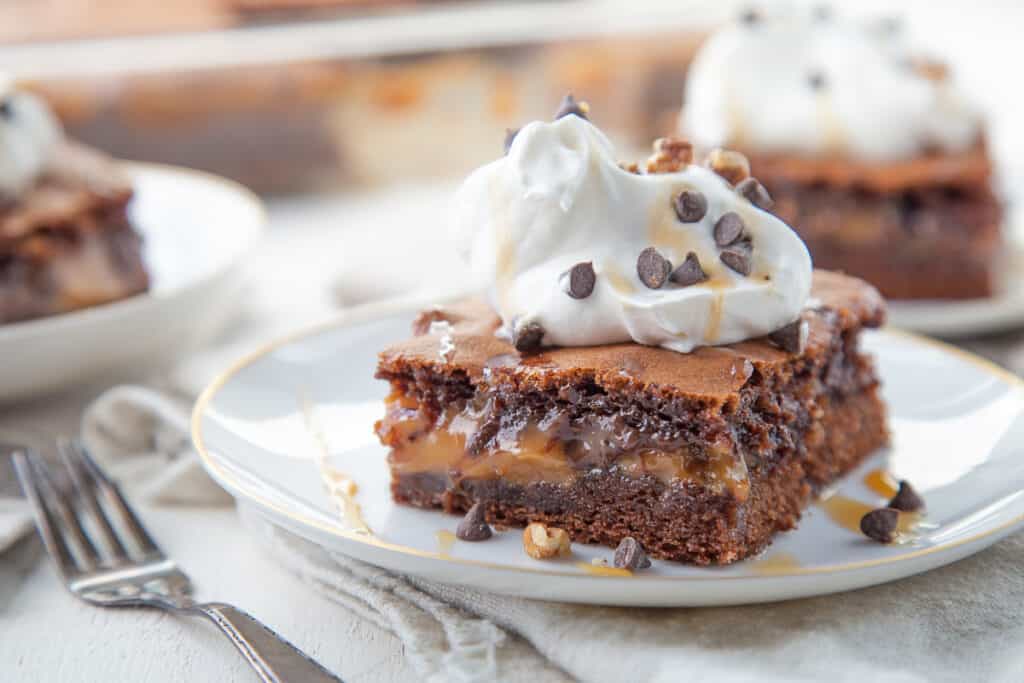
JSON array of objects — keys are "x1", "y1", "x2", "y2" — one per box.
[
  {"x1": 0, "y1": 78, "x2": 63, "y2": 198},
  {"x1": 453, "y1": 107, "x2": 812, "y2": 354},
  {"x1": 680, "y1": 6, "x2": 979, "y2": 161}
]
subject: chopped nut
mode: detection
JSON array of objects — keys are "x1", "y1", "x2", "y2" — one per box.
[
  {"x1": 706, "y1": 148, "x2": 751, "y2": 186},
  {"x1": 523, "y1": 522, "x2": 572, "y2": 559},
  {"x1": 908, "y1": 58, "x2": 949, "y2": 82},
  {"x1": 645, "y1": 137, "x2": 694, "y2": 173},
  {"x1": 618, "y1": 161, "x2": 641, "y2": 174}
]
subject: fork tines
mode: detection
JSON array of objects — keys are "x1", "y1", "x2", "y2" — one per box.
[{"x1": 13, "y1": 440, "x2": 164, "y2": 579}]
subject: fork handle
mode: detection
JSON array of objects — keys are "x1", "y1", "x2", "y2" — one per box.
[{"x1": 192, "y1": 602, "x2": 342, "y2": 682}]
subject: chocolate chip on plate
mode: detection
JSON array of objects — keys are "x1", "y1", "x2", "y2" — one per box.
[
  {"x1": 504, "y1": 128, "x2": 519, "y2": 154},
  {"x1": 808, "y1": 70, "x2": 828, "y2": 90},
  {"x1": 720, "y1": 241, "x2": 753, "y2": 276},
  {"x1": 513, "y1": 321, "x2": 545, "y2": 353},
  {"x1": 637, "y1": 247, "x2": 672, "y2": 289},
  {"x1": 673, "y1": 190, "x2": 708, "y2": 223},
  {"x1": 736, "y1": 177, "x2": 774, "y2": 210},
  {"x1": 669, "y1": 252, "x2": 707, "y2": 287},
  {"x1": 456, "y1": 503, "x2": 493, "y2": 542},
  {"x1": 860, "y1": 508, "x2": 898, "y2": 543},
  {"x1": 563, "y1": 261, "x2": 596, "y2": 299},
  {"x1": 768, "y1": 319, "x2": 809, "y2": 354},
  {"x1": 554, "y1": 93, "x2": 589, "y2": 120},
  {"x1": 613, "y1": 537, "x2": 651, "y2": 570},
  {"x1": 713, "y1": 212, "x2": 745, "y2": 246},
  {"x1": 888, "y1": 481, "x2": 925, "y2": 512}
]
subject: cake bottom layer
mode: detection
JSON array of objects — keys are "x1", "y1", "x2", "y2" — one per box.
[{"x1": 392, "y1": 389, "x2": 887, "y2": 565}]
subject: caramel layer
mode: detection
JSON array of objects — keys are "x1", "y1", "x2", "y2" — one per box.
[{"x1": 377, "y1": 395, "x2": 750, "y2": 500}]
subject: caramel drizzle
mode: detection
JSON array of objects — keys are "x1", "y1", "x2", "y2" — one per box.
[
  {"x1": 300, "y1": 394, "x2": 372, "y2": 535},
  {"x1": 435, "y1": 530, "x2": 456, "y2": 556}
]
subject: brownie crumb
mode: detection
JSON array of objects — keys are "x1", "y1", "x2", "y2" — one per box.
[
  {"x1": 669, "y1": 252, "x2": 708, "y2": 287},
  {"x1": 563, "y1": 261, "x2": 596, "y2": 299},
  {"x1": 637, "y1": 247, "x2": 672, "y2": 289},
  {"x1": 714, "y1": 212, "x2": 746, "y2": 246},
  {"x1": 613, "y1": 537, "x2": 652, "y2": 570},
  {"x1": 456, "y1": 503, "x2": 493, "y2": 541},
  {"x1": 860, "y1": 508, "x2": 898, "y2": 543},
  {"x1": 673, "y1": 190, "x2": 708, "y2": 223},
  {"x1": 513, "y1": 321, "x2": 545, "y2": 353},
  {"x1": 888, "y1": 481, "x2": 924, "y2": 512},
  {"x1": 736, "y1": 177, "x2": 774, "y2": 210},
  {"x1": 768, "y1": 319, "x2": 809, "y2": 354},
  {"x1": 555, "y1": 93, "x2": 589, "y2": 120}
]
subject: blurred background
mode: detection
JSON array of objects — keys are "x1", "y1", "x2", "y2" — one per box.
[{"x1": 4, "y1": 0, "x2": 1019, "y2": 313}]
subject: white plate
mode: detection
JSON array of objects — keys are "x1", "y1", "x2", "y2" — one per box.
[
  {"x1": 192, "y1": 299, "x2": 1024, "y2": 606},
  {"x1": 0, "y1": 163, "x2": 265, "y2": 403},
  {"x1": 887, "y1": 270, "x2": 1024, "y2": 338}
]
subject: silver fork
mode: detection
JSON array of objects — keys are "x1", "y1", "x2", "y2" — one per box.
[{"x1": 13, "y1": 440, "x2": 342, "y2": 683}]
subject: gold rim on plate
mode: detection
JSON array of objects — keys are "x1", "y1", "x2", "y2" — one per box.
[{"x1": 191, "y1": 298, "x2": 1024, "y2": 580}]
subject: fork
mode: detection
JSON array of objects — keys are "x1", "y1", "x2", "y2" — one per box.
[{"x1": 13, "y1": 440, "x2": 342, "y2": 683}]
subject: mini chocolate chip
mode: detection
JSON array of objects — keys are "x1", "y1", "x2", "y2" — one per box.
[
  {"x1": 613, "y1": 537, "x2": 651, "y2": 570},
  {"x1": 456, "y1": 503, "x2": 493, "y2": 542},
  {"x1": 673, "y1": 190, "x2": 708, "y2": 222},
  {"x1": 736, "y1": 177, "x2": 774, "y2": 210},
  {"x1": 808, "y1": 70, "x2": 827, "y2": 90},
  {"x1": 637, "y1": 247, "x2": 672, "y2": 289},
  {"x1": 713, "y1": 212, "x2": 745, "y2": 246},
  {"x1": 888, "y1": 481, "x2": 925, "y2": 513},
  {"x1": 768, "y1": 319, "x2": 808, "y2": 354},
  {"x1": 669, "y1": 252, "x2": 707, "y2": 287},
  {"x1": 563, "y1": 261, "x2": 596, "y2": 299},
  {"x1": 0, "y1": 99, "x2": 12, "y2": 120},
  {"x1": 554, "y1": 93, "x2": 589, "y2": 120},
  {"x1": 504, "y1": 128, "x2": 519, "y2": 154},
  {"x1": 739, "y1": 7, "x2": 761, "y2": 24},
  {"x1": 513, "y1": 321, "x2": 545, "y2": 353},
  {"x1": 860, "y1": 508, "x2": 898, "y2": 543},
  {"x1": 720, "y1": 241, "x2": 753, "y2": 276}
]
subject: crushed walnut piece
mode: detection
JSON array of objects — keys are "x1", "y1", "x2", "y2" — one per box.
[
  {"x1": 645, "y1": 137, "x2": 694, "y2": 174},
  {"x1": 522, "y1": 522, "x2": 571, "y2": 559},
  {"x1": 706, "y1": 148, "x2": 751, "y2": 186}
]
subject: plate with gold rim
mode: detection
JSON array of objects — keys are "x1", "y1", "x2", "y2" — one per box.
[{"x1": 192, "y1": 297, "x2": 1024, "y2": 607}]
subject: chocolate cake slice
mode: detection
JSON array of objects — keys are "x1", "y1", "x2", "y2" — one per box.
[
  {"x1": 375, "y1": 270, "x2": 887, "y2": 565},
  {"x1": 0, "y1": 142, "x2": 148, "y2": 324}
]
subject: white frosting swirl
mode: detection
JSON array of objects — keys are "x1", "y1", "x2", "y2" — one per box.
[
  {"x1": 453, "y1": 116, "x2": 812, "y2": 353},
  {"x1": 0, "y1": 80, "x2": 63, "y2": 198},
  {"x1": 681, "y1": 7, "x2": 979, "y2": 162}
]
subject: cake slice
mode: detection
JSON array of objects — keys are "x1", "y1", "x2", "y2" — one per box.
[
  {"x1": 376, "y1": 270, "x2": 886, "y2": 565},
  {"x1": 0, "y1": 87, "x2": 148, "y2": 325}
]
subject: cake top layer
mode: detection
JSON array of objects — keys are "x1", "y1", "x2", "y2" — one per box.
[
  {"x1": 378, "y1": 270, "x2": 885, "y2": 401},
  {"x1": 680, "y1": 6, "x2": 980, "y2": 163},
  {"x1": 453, "y1": 110, "x2": 812, "y2": 355},
  {"x1": 0, "y1": 79, "x2": 64, "y2": 199},
  {"x1": 0, "y1": 142, "x2": 133, "y2": 255}
]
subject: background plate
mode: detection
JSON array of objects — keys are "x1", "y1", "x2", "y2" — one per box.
[
  {"x1": 0, "y1": 163, "x2": 265, "y2": 403},
  {"x1": 193, "y1": 302, "x2": 1024, "y2": 606}
]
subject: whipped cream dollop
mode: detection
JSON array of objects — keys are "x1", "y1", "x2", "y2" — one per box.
[
  {"x1": 453, "y1": 115, "x2": 812, "y2": 353},
  {"x1": 0, "y1": 79, "x2": 63, "y2": 198},
  {"x1": 681, "y1": 6, "x2": 980, "y2": 162}
]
